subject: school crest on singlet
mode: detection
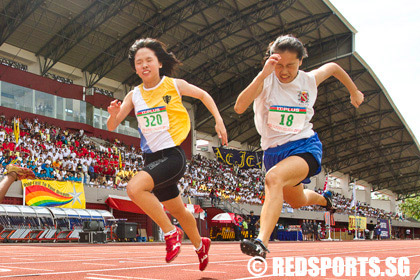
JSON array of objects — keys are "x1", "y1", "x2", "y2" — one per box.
[
  {"x1": 163, "y1": 95, "x2": 171, "y2": 104},
  {"x1": 298, "y1": 90, "x2": 309, "y2": 105}
]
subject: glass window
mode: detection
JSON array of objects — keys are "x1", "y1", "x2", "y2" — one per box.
[
  {"x1": 56, "y1": 96, "x2": 64, "y2": 120},
  {"x1": 1, "y1": 82, "x2": 33, "y2": 112},
  {"x1": 35, "y1": 90, "x2": 54, "y2": 117},
  {"x1": 85, "y1": 103, "x2": 93, "y2": 126},
  {"x1": 101, "y1": 110, "x2": 109, "y2": 130},
  {"x1": 0, "y1": 81, "x2": 140, "y2": 138},
  {"x1": 72, "y1": 100, "x2": 81, "y2": 123},
  {"x1": 65, "y1": 99, "x2": 74, "y2": 122},
  {"x1": 93, "y1": 107, "x2": 101, "y2": 128},
  {"x1": 79, "y1": 101, "x2": 87, "y2": 124}
]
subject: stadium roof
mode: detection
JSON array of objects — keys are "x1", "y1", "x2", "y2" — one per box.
[{"x1": 1, "y1": 0, "x2": 419, "y2": 199}]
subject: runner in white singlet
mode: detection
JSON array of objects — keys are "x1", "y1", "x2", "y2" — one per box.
[{"x1": 235, "y1": 35, "x2": 364, "y2": 258}]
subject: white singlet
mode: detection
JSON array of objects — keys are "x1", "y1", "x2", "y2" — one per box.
[{"x1": 253, "y1": 70, "x2": 317, "y2": 150}]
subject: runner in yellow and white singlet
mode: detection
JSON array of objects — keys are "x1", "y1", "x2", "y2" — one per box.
[{"x1": 107, "y1": 38, "x2": 228, "y2": 271}]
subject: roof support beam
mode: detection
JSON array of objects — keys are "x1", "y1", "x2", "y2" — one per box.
[
  {"x1": 323, "y1": 141, "x2": 413, "y2": 171},
  {"x1": 316, "y1": 109, "x2": 394, "y2": 137},
  {"x1": 350, "y1": 156, "x2": 419, "y2": 181},
  {"x1": 172, "y1": 0, "x2": 296, "y2": 63},
  {"x1": 0, "y1": 0, "x2": 44, "y2": 45},
  {"x1": 322, "y1": 125, "x2": 404, "y2": 157},
  {"x1": 122, "y1": 0, "x2": 301, "y2": 88},
  {"x1": 184, "y1": 12, "x2": 333, "y2": 90},
  {"x1": 194, "y1": 68, "x2": 259, "y2": 129},
  {"x1": 36, "y1": 0, "x2": 133, "y2": 76},
  {"x1": 84, "y1": 0, "x2": 223, "y2": 87},
  {"x1": 372, "y1": 172, "x2": 419, "y2": 190}
]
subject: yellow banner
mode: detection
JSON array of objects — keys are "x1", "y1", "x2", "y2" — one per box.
[
  {"x1": 14, "y1": 118, "x2": 20, "y2": 143},
  {"x1": 348, "y1": 215, "x2": 366, "y2": 230},
  {"x1": 22, "y1": 179, "x2": 86, "y2": 209}
]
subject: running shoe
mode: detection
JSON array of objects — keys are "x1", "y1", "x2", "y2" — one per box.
[
  {"x1": 322, "y1": 191, "x2": 336, "y2": 213},
  {"x1": 165, "y1": 226, "x2": 183, "y2": 263},
  {"x1": 196, "y1": 237, "x2": 211, "y2": 271},
  {"x1": 240, "y1": 239, "x2": 270, "y2": 259},
  {"x1": 5, "y1": 164, "x2": 35, "y2": 181}
]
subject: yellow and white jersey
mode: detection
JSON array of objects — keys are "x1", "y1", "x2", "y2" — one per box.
[{"x1": 132, "y1": 76, "x2": 190, "y2": 153}]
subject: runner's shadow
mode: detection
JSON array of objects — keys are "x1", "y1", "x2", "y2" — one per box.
[{"x1": 197, "y1": 278, "x2": 219, "y2": 280}]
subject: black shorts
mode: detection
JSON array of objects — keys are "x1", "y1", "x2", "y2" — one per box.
[
  {"x1": 142, "y1": 146, "x2": 186, "y2": 202},
  {"x1": 294, "y1": 152, "x2": 319, "y2": 178}
]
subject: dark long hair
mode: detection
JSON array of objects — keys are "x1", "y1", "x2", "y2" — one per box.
[
  {"x1": 128, "y1": 38, "x2": 181, "y2": 76},
  {"x1": 264, "y1": 34, "x2": 308, "y2": 61}
]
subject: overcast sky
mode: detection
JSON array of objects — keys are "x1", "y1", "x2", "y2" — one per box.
[{"x1": 328, "y1": 0, "x2": 420, "y2": 144}]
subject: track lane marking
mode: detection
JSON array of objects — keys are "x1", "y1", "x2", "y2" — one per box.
[{"x1": 88, "y1": 273, "x2": 162, "y2": 280}]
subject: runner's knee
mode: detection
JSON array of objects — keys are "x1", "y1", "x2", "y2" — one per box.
[
  {"x1": 126, "y1": 182, "x2": 138, "y2": 199},
  {"x1": 126, "y1": 181, "x2": 150, "y2": 199},
  {"x1": 265, "y1": 171, "x2": 284, "y2": 191}
]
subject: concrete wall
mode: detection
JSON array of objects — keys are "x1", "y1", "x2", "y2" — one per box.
[{"x1": 370, "y1": 199, "x2": 391, "y2": 212}]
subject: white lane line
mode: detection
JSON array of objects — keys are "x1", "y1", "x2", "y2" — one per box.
[
  {"x1": 2, "y1": 245, "x2": 419, "y2": 266},
  {"x1": 118, "y1": 260, "x2": 167, "y2": 265},
  {"x1": 86, "y1": 277, "x2": 120, "y2": 280},
  {"x1": 182, "y1": 269, "x2": 226, "y2": 273},
  {"x1": 88, "y1": 273, "x2": 162, "y2": 280},
  {"x1": 0, "y1": 265, "x2": 54, "y2": 272},
  {"x1": 0, "y1": 259, "x2": 249, "y2": 278},
  {"x1": 0, "y1": 253, "x2": 212, "y2": 266},
  {"x1": 83, "y1": 263, "x2": 118, "y2": 266},
  {"x1": 1, "y1": 244, "x2": 419, "y2": 279},
  {"x1": 231, "y1": 275, "x2": 276, "y2": 280}
]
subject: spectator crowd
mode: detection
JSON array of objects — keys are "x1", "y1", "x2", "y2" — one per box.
[{"x1": 0, "y1": 115, "x2": 143, "y2": 189}]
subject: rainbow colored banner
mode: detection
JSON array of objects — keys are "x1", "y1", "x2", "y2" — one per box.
[{"x1": 22, "y1": 179, "x2": 86, "y2": 209}]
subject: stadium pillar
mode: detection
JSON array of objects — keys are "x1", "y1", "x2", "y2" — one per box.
[
  {"x1": 364, "y1": 185, "x2": 372, "y2": 206},
  {"x1": 342, "y1": 174, "x2": 351, "y2": 199}
]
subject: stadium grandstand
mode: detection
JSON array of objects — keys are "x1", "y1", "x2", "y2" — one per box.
[{"x1": 0, "y1": 0, "x2": 419, "y2": 244}]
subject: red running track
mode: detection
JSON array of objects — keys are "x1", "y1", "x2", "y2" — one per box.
[{"x1": 0, "y1": 240, "x2": 419, "y2": 280}]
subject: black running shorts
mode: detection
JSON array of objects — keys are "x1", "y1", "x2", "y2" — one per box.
[{"x1": 142, "y1": 146, "x2": 186, "y2": 202}]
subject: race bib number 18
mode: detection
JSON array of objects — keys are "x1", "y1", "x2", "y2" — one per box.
[
  {"x1": 137, "y1": 106, "x2": 170, "y2": 134},
  {"x1": 267, "y1": 105, "x2": 306, "y2": 134}
]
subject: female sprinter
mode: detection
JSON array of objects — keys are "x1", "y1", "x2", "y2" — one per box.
[
  {"x1": 107, "y1": 38, "x2": 228, "y2": 271},
  {"x1": 234, "y1": 35, "x2": 364, "y2": 258}
]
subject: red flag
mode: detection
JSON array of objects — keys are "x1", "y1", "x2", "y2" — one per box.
[
  {"x1": 323, "y1": 174, "x2": 329, "y2": 192},
  {"x1": 330, "y1": 213, "x2": 335, "y2": 226}
]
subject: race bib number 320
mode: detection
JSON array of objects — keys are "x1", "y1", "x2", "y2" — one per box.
[
  {"x1": 267, "y1": 105, "x2": 306, "y2": 134},
  {"x1": 137, "y1": 106, "x2": 170, "y2": 134}
]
